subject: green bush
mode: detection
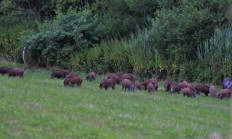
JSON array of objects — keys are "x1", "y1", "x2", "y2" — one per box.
[
  {"x1": 23, "y1": 9, "x2": 99, "y2": 68},
  {"x1": 92, "y1": 0, "x2": 159, "y2": 38},
  {"x1": 73, "y1": 34, "x2": 169, "y2": 80},
  {"x1": 148, "y1": 0, "x2": 230, "y2": 60},
  {"x1": 73, "y1": 39, "x2": 133, "y2": 74},
  {"x1": 0, "y1": 11, "x2": 37, "y2": 62},
  {"x1": 197, "y1": 26, "x2": 232, "y2": 84}
]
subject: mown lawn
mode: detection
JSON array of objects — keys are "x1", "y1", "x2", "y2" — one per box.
[{"x1": 0, "y1": 63, "x2": 231, "y2": 138}]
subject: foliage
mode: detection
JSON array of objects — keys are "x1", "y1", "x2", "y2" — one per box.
[
  {"x1": 23, "y1": 9, "x2": 99, "y2": 68},
  {"x1": 148, "y1": 0, "x2": 230, "y2": 60},
  {"x1": 197, "y1": 26, "x2": 232, "y2": 84},
  {"x1": 74, "y1": 39, "x2": 132, "y2": 74},
  {"x1": 92, "y1": 0, "x2": 159, "y2": 38},
  {"x1": 0, "y1": 0, "x2": 96, "y2": 19},
  {"x1": 0, "y1": 11, "x2": 37, "y2": 62}
]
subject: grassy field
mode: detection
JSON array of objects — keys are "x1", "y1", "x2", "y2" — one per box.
[{"x1": 0, "y1": 63, "x2": 231, "y2": 138}]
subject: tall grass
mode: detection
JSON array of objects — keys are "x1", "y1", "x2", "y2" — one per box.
[
  {"x1": 197, "y1": 26, "x2": 232, "y2": 65},
  {"x1": 74, "y1": 30, "x2": 167, "y2": 80},
  {"x1": 197, "y1": 26, "x2": 232, "y2": 82}
]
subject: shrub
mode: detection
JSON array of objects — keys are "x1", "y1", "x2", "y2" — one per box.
[
  {"x1": 23, "y1": 9, "x2": 99, "y2": 68},
  {"x1": 0, "y1": 11, "x2": 37, "y2": 62},
  {"x1": 92, "y1": 0, "x2": 159, "y2": 38},
  {"x1": 148, "y1": 0, "x2": 230, "y2": 60},
  {"x1": 197, "y1": 26, "x2": 232, "y2": 84},
  {"x1": 73, "y1": 38, "x2": 133, "y2": 74}
]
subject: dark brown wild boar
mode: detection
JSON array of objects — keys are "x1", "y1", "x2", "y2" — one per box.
[
  {"x1": 143, "y1": 78, "x2": 158, "y2": 91},
  {"x1": 181, "y1": 88, "x2": 196, "y2": 98},
  {"x1": 169, "y1": 81, "x2": 177, "y2": 91},
  {"x1": 164, "y1": 80, "x2": 170, "y2": 91},
  {"x1": 102, "y1": 79, "x2": 116, "y2": 90},
  {"x1": 86, "y1": 72, "x2": 96, "y2": 81},
  {"x1": 99, "y1": 77, "x2": 106, "y2": 89},
  {"x1": 120, "y1": 73, "x2": 135, "y2": 82},
  {"x1": 147, "y1": 83, "x2": 155, "y2": 93},
  {"x1": 135, "y1": 81, "x2": 144, "y2": 90},
  {"x1": 107, "y1": 73, "x2": 120, "y2": 84},
  {"x1": 170, "y1": 81, "x2": 177, "y2": 86},
  {"x1": 115, "y1": 72, "x2": 124, "y2": 77},
  {"x1": 68, "y1": 76, "x2": 82, "y2": 87},
  {"x1": 194, "y1": 84, "x2": 210, "y2": 96},
  {"x1": 51, "y1": 70, "x2": 70, "y2": 79},
  {"x1": 209, "y1": 85, "x2": 217, "y2": 97},
  {"x1": 8, "y1": 68, "x2": 24, "y2": 78},
  {"x1": 170, "y1": 81, "x2": 192, "y2": 94},
  {"x1": 217, "y1": 89, "x2": 232, "y2": 100},
  {"x1": 121, "y1": 79, "x2": 135, "y2": 92},
  {"x1": 0, "y1": 67, "x2": 12, "y2": 75},
  {"x1": 64, "y1": 73, "x2": 78, "y2": 86}
]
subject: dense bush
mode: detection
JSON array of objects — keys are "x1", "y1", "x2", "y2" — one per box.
[
  {"x1": 148, "y1": 0, "x2": 230, "y2": 60},
  {"x1": 23, "y1": 10, "x2": 99, "y2": 68},
  {"x1": 92, "y1": 0, "x2": 159, "y2": 38},
  {"x1": 197, "y1": 26, "x2": 232, "y2": 84},
  {"x1": 73, "y1": 39, "x2": 133, "y2": 74},
  {"x1": 0, "y1": 10, "x2": 37, "y2": 62}
]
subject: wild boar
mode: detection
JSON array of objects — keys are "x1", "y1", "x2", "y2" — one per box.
[
  {"x1": 147, "y1": 83, "x2": 155, "y2": 93},
  {"x1": 102, "y1": 79, "x2": 116, "y2": 90},
  {"x1": 115, "y1": 72, "x2": 124, "y2": 77},
  {"x1": 107, "y1": 73, "x2": 120, "y2": 84},
  {"x1": 222, "y1": 77, "x2": 232, "y2": 89},
  {"x1": 143, "y1": 78, "x2": 158, "y2": 91},
  {"x1": 86, "y1": 72, "x2": 96, "y2": 81},
  {"x1": 8, "y1": 68, "x2": 24, "y2": 78},
  {"x1": 217, "y1": 89, "x2": 232, "y2": 100},
  {"x1": 135, "y1": 81, "x2": 144, "y2": 90},
  {"x1": 181, "y1": 87, "x2": 196, "y2": 98},
  {"x1": 0, "y1": 67, "x2": 12, "y2": 75},
  {"x1": 67, "y1": 75, "x2": 82, "y2": 87},
  {"x1": 99, "y1": 77, "x2": 107, "y2": 89},
  {"x1": 120, "y1": 73, "x2": 136, "y2": 82},
  {"x1": 64, "y1": 73, "x2": 78, "y2": 86},
  {"x1": 51, "y1": 70, "x2": 70, "y2": 79},
  {"x1": 164, "y1": 80, "x2": 170, "y2": 91},
  {"x1": 121, "y1": 79, "x2": 135, "y2": 92},
  {"x1": 170, "y1": 81, "x2": 192, "y2": 94},
  {"x1": 209, "y1": 85, "x2": 217, "y2": 97},
  {"x1": 194, "y1": 84, "x2": 210, "y2": 96}
]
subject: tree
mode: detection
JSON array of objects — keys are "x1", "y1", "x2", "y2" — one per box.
[
  {"x1": 92, "y1": 0, "x2": 159, "y2": 38},
  {"x1": 23, "y1": 10, "x2": 99, "y2": 68}
]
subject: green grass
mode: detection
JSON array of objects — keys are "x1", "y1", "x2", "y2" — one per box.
[{"x1": 0, "y1": 64, "x2": 231, "y2": 138}]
